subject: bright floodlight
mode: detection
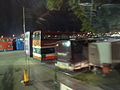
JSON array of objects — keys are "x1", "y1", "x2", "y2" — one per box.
[
  {"x1": 64, "y1": 41, "x2": 71, "y2": 47},
  {"x1": 13, "y1": 34, "x2": 15, "y2": 37}
]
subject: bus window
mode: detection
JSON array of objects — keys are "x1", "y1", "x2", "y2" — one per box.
[
  {"x1": 33, "y1": 32, "x2": 41, "y2": 40},
  {"x1": 3, "y1": 39, "x2": 7, "y2": 41},
  {"x1": 7, "y1": 39, "x2": 10, "y2": 41},
  {"x1": 41, "y1": 48, "x2": 55, "y2": 54},
  {"x1": 8, "y1": 44, "x2": 13, "y2": 47},
  {"x1": 36, "y1": 32, "x2": 39, "y2": 37},
  {"x1": 33, "y1": 48, "x2": 40, "y2": 54},
  {"x1": 33, "y1": 33, "x2": 35, "y2": 38}
]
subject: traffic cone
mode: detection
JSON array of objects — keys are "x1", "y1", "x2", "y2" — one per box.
[{"x1": 23, "y1": 69, "x2": 29, "y2": 85}]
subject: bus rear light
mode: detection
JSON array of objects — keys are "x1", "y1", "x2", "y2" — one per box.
[{"x1": 46, "y1": 56, "x2": 55, "y2": 60}]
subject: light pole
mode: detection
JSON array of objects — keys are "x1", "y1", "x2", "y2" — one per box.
[
  {"x1": 22, "y1": 6, "x2": 31, "y2": 85},
  {"x1": 16, "y1": 0, "x2": 30, "y2": 85},
  {"x1": 23, "y1": 6, "x2": 26, "y2": 38}
]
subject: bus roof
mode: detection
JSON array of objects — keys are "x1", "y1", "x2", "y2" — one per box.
[
  {"x1": 0, "y1": 37, "x2": 13, "y2": 39},
  {"x1": 33, "y1": 30, "x2": 85, "y2": 34}
]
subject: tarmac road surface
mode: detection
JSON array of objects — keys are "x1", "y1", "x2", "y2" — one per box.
[{"x1": 0, "y1": 51, "x2": 102, "y2": 90}]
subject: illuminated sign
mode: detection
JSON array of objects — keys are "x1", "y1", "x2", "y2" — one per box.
[{"x1": 58, "y1": 52, "x2": 68, "y2": 56}]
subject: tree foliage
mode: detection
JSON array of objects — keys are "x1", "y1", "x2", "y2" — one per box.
[
  {"x1": 97, "y1": 4, "x2": 120, "y2": 32},
  {"x1": 46, "y1": 0, "x2": 96, "y2": 32},
  {"x1": 69, "y1": 1, "x2": 95, "y2": 32},
  {"x1": 46, "y1": 0, "x2": 62, "y2": 10}
]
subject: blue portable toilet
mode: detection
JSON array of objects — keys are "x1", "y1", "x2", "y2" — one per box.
[{"x1": 16, "y1": 37, "x2": 24, "y2": 50}]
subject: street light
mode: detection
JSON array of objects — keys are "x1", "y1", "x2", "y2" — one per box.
[
  {"x1": 1, "y1": 36, "x2": 3, "y2": 38},
  {"x1": 13, "y1": 34, "x2": 15, "y2": 37}
]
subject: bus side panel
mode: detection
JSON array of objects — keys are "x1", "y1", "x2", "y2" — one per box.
[
  {"x1": 71, "y1": 41, "x2": 88, "y2": 64},
  {"x1": 7, "y1": 41, "x2": 13, "y2": 51},
  {"x1": 3, "y1": 42, "x2": 8, "y2": 51},
  {"x1": 0, "y1": 42, "x2": 4, "y2": 51}
]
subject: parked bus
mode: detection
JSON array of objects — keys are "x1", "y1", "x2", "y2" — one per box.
[
  {"x1": 55, "y1": 39, "x2": 96, "y2": 70},
  {"x1": 32, "y1": 30, "x2": 85, "y2": 62},
  {"x1": 0, "y1": 37, "x2": 13, "y2": 51}
]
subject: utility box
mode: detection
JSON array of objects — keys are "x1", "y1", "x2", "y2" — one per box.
[{"x1": 89, "y1": 42, "x2": 112, "y2": 66}]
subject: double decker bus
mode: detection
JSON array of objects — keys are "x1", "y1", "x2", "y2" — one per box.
[
  {"x1": 0, "y1": 37, "x2": 13, "y2": 51},
  {"x1": 32, "y1": 30, "x2": 85, "y2": 62}
]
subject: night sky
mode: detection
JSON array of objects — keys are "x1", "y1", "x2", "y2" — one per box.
[
  {"x1": 0, "y1": 0, "x2": 120, "y2": 37},
  {"x1": 0, "y1": 0, "x2": 46, "y2": 37},
  {"x1": 0, "y1": 0, "x2": 22, "y2": 37}
]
